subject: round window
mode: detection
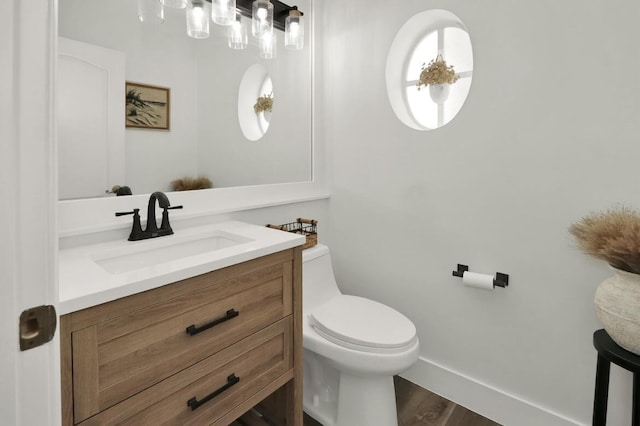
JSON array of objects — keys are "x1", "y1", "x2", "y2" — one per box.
[
  {"x1": 386, "y1": 10, "x2": 473, "y2": 131},
  {"x1": 238, "y1": 64, "x2": 273, "y2": 141}
]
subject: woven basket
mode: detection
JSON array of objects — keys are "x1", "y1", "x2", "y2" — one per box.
[{"x1": 266, "y1": 218, "x2": 318, "y2": 249}]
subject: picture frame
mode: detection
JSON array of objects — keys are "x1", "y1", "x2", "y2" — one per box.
[{"x1": 125, "y1": 82, "x2": 170, "y2": 130}]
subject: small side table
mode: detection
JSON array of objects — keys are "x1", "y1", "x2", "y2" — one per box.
[{"x1": 592, "y1": 329, "x2": 640, "y2": 426}]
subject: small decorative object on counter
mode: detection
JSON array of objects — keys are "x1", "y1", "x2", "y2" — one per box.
[
  {"x1": 170, "y1": 176, "x2": 213, "y2": 191},
  {"x1": 570, "y1": 205, "x2": 640, "y2": 355},
  {"x1": 106, "y1": 185, "x2": 132, "y2": 196},
  {"x1": 266, "y1": 218, "x2": 317, "y2": 249}
]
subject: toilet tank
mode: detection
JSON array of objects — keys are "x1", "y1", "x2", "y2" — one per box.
[{"x1": 302, "y1": 244, "x2": 342, "y2": 312}]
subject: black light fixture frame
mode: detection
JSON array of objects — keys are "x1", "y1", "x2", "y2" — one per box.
[{"x1": 205, "y1": 0, "x2": 303, "y2": 32}]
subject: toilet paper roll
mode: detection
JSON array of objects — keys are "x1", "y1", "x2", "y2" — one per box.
[{"x1": 462, "y1": 271, "x2": 494, "y2": 290}]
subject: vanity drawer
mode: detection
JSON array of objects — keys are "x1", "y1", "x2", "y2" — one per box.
[
  {"x1": 71, "y1": 256, "x2": 293, "y2": 423},
  {"x1": 79, "y1": 318, "x2": 292, "y2": 426}
]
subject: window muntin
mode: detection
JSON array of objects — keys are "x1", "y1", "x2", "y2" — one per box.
[{"x1": 405, "y1": 27, "x2": 473, "y2": 130}]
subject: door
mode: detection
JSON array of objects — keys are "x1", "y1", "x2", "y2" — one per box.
[
  {"x1": 57, "y1": 37, "x2": 125, "y2": 200},
  {"x1": 0, "y1": 0, "x2": 60, "y2": 425}
]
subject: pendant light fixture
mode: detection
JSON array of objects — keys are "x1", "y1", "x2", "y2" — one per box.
[
  {"x1": 136, "y1": 0, "x2": 304, "y2": 54},
  {"x1": 252, "y1": 0, "x2": 274, "y2": 39},
  {"x1": 211, "y1": 0, "x2": 236, "y2": 26},
  {"x1": 137, "y1": 0, "x2": 165, "y2": 23},
  {"x1": 259, "y1": 32, "x2": 277, "y2": 59},
  {"x1": 228, "y1": 13, "x2": 249, "y2": 49},
  {"x1": 186, "y1": 0, "x2": 210, "y2": 39},
  {"x1": 160, "y1": 0, "x2": 188, "y2": 9},
  {"x1": 284, "y1": 6, "x2": 303, "y2": 50}
]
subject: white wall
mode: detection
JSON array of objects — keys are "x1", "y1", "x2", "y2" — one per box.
[{"x1": 321, "y1": 0, "x2": 640, "y2": 425}]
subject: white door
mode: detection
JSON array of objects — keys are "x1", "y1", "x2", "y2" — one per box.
[
  {"x1": 58, "y1": 37, "x2": 125, "y2": 200},
  {"x1": 1, "y1": 1, "x2": 60, "y2": 425}
]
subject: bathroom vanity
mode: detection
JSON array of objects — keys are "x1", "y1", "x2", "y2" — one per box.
[{"x1": 58, "y1": 221, "x2": 304, "y2": 425}]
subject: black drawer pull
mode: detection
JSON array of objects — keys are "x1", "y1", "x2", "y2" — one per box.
[
  {"x1": 187, "y1": 373, "x2": 240, "y2": 411},
  {"x1": 186, "y1": 309, "x2": 239, "y2": 336}
]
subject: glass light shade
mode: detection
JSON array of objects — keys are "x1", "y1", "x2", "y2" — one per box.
[
  {"x1": 252, "y1": 0, "x2": 273, "y2": 39},
  {"x1": 212, "y1": 0, "x2": 236, "y2": 26},
  {"x1": 228, "y1": 13, "x2": 248, "y2": 49},
  {"x1": 138, "y1": 0, "x2": 164, "y2": 23},
  {"x1": 186, "y1": 0, "x2": 210, "y2": 39},
  {"x1": 259, "y1": 32, "x2": 276, "y2": 59},
  {"x1": 284, "y1": 10, "x2": 304, "y2": 50},
  {"x1": 160, "y1": 0, "x2": 187, "y2": 9}
]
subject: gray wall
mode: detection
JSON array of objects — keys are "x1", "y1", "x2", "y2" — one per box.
[{"x1": 321, "y1": 0, "x2": 640, "y2": 424}]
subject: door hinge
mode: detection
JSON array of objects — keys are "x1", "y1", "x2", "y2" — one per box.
[{"x1": 19, "y1": 305, "x2": 57, "y2": 351}]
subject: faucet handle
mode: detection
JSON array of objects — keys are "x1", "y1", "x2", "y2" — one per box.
[
  {"x1": 115, "y1": 209, "x2": 144, "y2": 241},
  {"x1": 115, "y1": 208, "x2": 140, "y2": 217},
  {"x1": 159, "y1": 205, "x2": 182, "y2": 234}
]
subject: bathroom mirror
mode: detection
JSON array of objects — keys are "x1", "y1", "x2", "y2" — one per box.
[{"x1": 57, "y1": 0, "x2": 312, "y2": 200}]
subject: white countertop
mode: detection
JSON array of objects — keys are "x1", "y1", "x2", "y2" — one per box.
[{"x1": 58, "y1": 221, "x2": 305, "y2": 315}]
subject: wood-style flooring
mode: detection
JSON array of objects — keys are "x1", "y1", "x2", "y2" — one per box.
[
  {"x1": 233, "y1": 376, "x2": 501, "y2": 426},
  {"x1": 392, "y1": 376, "x2": 501, "y2": 426}
]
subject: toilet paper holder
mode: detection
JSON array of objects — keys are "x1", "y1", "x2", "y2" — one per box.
[{"x1": 452, "y1": 264, "x2": 509, "y2": 288}]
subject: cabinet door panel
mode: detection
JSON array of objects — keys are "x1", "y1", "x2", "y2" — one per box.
[
  {"x1": 72, "y1": 260, "x2": 292, "y2": 420},
  {"x1": 80, "y1": 318, "x2": 292, "y2": 426}
]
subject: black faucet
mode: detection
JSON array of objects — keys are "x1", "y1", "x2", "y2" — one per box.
[{"x1": 115, "y1": 191, "x2": 183, "y2": 241}]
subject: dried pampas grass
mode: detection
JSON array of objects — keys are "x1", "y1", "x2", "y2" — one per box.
[
  {"x1": 170, "y1": 176, "x2": 213, "y2": 192},
  {"x1": 569, "y1": 206, "x2": 640, "y2": 274}
]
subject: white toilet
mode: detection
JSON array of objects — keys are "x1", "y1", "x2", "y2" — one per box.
[{"x1": 302, "y1": 244, "x2": 420, "y2": 426}]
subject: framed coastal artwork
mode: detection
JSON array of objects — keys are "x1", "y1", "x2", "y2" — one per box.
[{"x1": 125, "y1": 82, "x2": 170, "y2": 130}]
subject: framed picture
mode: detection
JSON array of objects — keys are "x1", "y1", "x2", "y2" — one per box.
[{"x1": 125, "y1": 82, "x2": 170, "y2": 130}]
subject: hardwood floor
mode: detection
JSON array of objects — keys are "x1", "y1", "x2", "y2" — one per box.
[
  {"x1": 393, "y1": 377, "x2": 501, "y2": 426},
  {"x1": 234, "y1": 376, "x2": 501, "y2": 426}
]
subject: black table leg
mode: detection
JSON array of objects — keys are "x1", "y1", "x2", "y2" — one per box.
[
  {"x1": 593, "y1": 354, "x2": 610, "y2": 426},
  {"x1": 633, "y1": 372, "x2": 640, "y2": 426}
]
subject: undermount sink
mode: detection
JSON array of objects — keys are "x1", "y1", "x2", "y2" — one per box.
[{"x1": 93, "y1": 230, "x2": 252, "y2": 274}]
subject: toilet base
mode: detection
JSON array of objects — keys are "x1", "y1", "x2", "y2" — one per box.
[
  {"x1": 336, "y1": 373, "x2": 398, "y2": 426},
  {"x1": 303, "y1": 350, "x2": 399, "y2": 426}
]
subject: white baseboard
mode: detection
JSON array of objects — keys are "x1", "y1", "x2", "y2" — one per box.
[{"x1": 400, "y1": 356, "x2": 587, "y2": 426}]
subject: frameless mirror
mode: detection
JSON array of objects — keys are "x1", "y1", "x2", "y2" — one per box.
[{"x1": 57, "y1": 0, "x2": 312, "y2": 200}]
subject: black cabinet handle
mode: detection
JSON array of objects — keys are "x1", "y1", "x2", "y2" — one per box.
[
  {"x1": 186, "y1": 309, "x2": 239, "y2": 336},
  {"x1": 187, "y1": 374, "x2": 240, "y2": 411}
]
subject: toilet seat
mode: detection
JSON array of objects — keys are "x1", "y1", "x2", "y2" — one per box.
[{"x1": 309, "y1": 295, "x2": 417, "y2": 354}]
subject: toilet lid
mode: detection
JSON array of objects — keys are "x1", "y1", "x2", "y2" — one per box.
[{"x1": 309, "y1": 295, "x2": 417, "y2": 352}]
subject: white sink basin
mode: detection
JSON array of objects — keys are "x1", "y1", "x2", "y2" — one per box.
[{"x1": 93, "y1": 230, "x2": 252, "y2": 274}]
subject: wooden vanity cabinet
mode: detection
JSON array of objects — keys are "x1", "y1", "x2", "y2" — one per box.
[{"x1": 60, "y1": 247, "x2": 302, "y2": 426}]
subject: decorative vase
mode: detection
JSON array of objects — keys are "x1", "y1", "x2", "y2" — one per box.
[
  {"x1": 594, "y1": 267, "x2": 640, "y2": 355},
  {"x1": 429, "y1": 83, "x2": 451, "y2": 104}
]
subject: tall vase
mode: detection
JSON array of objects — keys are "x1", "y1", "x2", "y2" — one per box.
[{"x1": 594, "y1": 267, "x2": 640, "y2": 354}]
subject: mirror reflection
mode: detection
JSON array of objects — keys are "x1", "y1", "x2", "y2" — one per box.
[{"x1": 57, "y1": 0, "x2": 312, "y2": 200}]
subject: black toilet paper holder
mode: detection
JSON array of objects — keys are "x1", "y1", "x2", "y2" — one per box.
[{"x1": 452, "y1": 264, "x2": 509, "y2": 288}]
